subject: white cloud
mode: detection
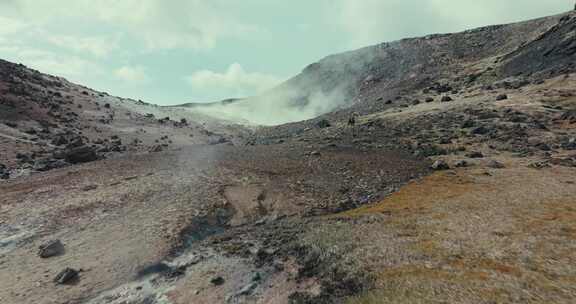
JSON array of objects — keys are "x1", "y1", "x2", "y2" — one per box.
[
  {"x1": 45, "y1": 35, "x2": 118, "y2": 57},
  {"x1": 185, "y1": 63, "x2": 283, "y2": 97},
  {"x1": 1, "y1": 0, "x2": 263, "y2": 51},
  {"x1": 114, "y1": 65, "x2": 150, "y2": 84}
]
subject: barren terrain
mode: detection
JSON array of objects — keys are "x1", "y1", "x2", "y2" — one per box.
[{"x1": 1, "y1": 10, "x2": 576, "y2": 304}]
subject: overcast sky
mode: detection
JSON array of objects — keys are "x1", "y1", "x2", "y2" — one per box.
[{"x1": 0, "y1": 0, "x2": 571, "y2": 105}]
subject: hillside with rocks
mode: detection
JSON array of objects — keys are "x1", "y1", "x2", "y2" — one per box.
[{"x1": 1, "y1": 10, "x2": 576, "y2": 304}]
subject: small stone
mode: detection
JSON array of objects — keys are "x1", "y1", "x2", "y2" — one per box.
[
  {"x1": 425, "y1": 97, "x2": 434, "y2": 103},
  {"x1": 54, "y1": 268, "x2": 79, "y2": 285},
  {"x1": 441, "y1": 96, "x2": 453, "y2": 102},
  {"x1": 466, "y1": 151, "x2": 484, "y2": 158},
  {"x1": 237, "y1": 282, "x2": 258, "y2": 296},
  {"x1": 496, "y1": 94, "x2": 508, "y2": 101},
  {"x1": 38, "y1": 240, "x2": 64, "y2": 258},
  {"x1": 486, "y1": 160, "x2": 505, "y2": 169},
  {"x1": 310, "y1": 151, "x2": 321, "y2": 156},
  {"x1": 454, "y1": 160, "x2": 468, "y2": 168},
  {"x1": 431, "y1": 160, "x2": 450, "y2": 170},
  {"x1": 471, "y1": 126, "x2": 489, "y2": 135},
  {"x1": 211, "y1": 276, "x2": 225, "y2": 286}
]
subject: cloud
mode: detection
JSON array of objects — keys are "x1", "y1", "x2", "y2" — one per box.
[
  {"x1": 0, "y1": 0, "x2": 263, "y2": 51},
  {"x1": 185, "y1": 63, "x2": 284, "y2": 97},
  {"x1": 114, "y1": 66, "x2": 150, "y2": 84},
  {"x1": 45, "y1": 35, "x2": 118, "y2": 57}
]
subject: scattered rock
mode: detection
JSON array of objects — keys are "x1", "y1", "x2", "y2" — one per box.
[
  {"x1": 64, "y1": 146, "x2": 98, "y2": 164},
  {"x1": 0, "y1": 164, "x2": 9, "y2": 179},
  {"x1": 454, "y1": 160, "x2": 469, "y2": 168},
  {"x1": 431, "y1": 160, "x2": 450, "y2": 170},
  {"x1": 81, "y1": 184, "x2": 98, "y2": 191},
  {"x1": 486, "y1": 160, "x2": 505, "y2": 169},
  {"x1": 471, "y1": 126, "x2": 489, "y2": 135},
  {"x1": 54, "y1": 268, "x2": 79, "y2": 285},
  {"x1": 528, "y1": 161, "x2": 551, "y2": 169},
  {"x1": 237, "y1": 282, "x2": 258, "y2": 296},
  {"x1": 211, "y1": 276, "x2": 225, "y2": 286},
  {"x1": 466, "y1": 151, "x2": 484, "y2": 158},
  {"x1": 38, "y1": 239, "x2": 65, "y2": 258}
]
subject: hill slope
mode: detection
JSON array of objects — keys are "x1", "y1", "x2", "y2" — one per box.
[{"x1": 178, "y1": 11, "x2": 575, "y2": 125}]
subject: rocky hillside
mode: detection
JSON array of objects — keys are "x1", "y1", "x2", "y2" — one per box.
[
  {"x1": 198, "y1": 11, "x2": 575, "y2": 125},
  {"x1": 0, "y1": 60, "x2": 249, "y2": 179}
]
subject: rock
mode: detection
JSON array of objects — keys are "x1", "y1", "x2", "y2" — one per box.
[
  {"x1": 237, "y1": 282, "x2": 258, "y2": 296},
  {"x1": 64, "y1": 146, "x2": 98, "y2": 164},
  {"x1": 461, "y1": 120, "x2": 475, "y2": 128},
  {"x1": 4, "y1": 121, "x2": 17, "y2": 128},
  {"x1": 34, "y1": 158, "x2": 68, "y2": 172},
  {"x1": 486, "y1": 160, "x2": 505, "y2": 169},
  {"x1": 528, "y1": 161, "x2": 551, "y2": 169},
  {"x1": 412, "y1": 99, "x2": 421, "y2": 105},
  {"x1": 535, "y1": 143, "x2": 551, "y2": 151},
  {"x1": 38, "y1": 240, "x2": 65, "y2": 258},
  {"x1": 425, "y1": 97, "x2": 434, "y2": 103},
  {"x1": 471, "y1": 126, "x2": 489, "y2": 135},
  {"x1": 315, "y1": 119, "x2": 331, "y2": 128},
  {"x1": 466, "y1": 151, "x2": 484, "y2": 158},
  {"x1": 496, "y1": 94, "x2": 508, "y2": 101},
  {"x1": 441, "y1": 96, "x2": 453, "y2": 102},
  {"x1": 310, "y1": 151, "x2": 321, "y2": 156},
  {"x1": 81, "y1": 184, "x2": 98, "y2": 191},
  {"x1": 454, "y1": 160, "x2": 469, "y2": 168},
  {"x1": 54, "y1": 268, "x2": 79, "y2": 284},
  {"x1": 0, "y1": 164, "x2": 9, "y2": 180},
  {"x1": 431, "y1": 160, "x2": 450, "y2": 170},
  {"x1": 211, "y1": 276, "x2": 225, "y2": 286},
  {"x1": 51, "y1": 135, "x2": 68, "y2": 146}
]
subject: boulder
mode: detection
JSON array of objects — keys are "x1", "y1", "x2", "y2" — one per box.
[
  {"x1": 64, "y1": 146, "x2": 98, "y2": 164},
  {"x1": 38, "y1": 240, "x2": 65, "y2": 258}
]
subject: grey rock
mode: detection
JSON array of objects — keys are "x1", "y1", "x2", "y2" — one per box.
[
  {"x1": 431, "y1": 160, "x2": 450, "y2": 170},
  {"x1": 54, "y1": 268, "x2": 79, "y2": 284},
  {"x1": 454, "y1": 160, "x2": 469, "y2": 168},
  {"x1": 486, "y1": 160, "x2": 505, "y2": 169},
  {"x1": 38, "y1": 239, "x2": 64, "y2": 258}
]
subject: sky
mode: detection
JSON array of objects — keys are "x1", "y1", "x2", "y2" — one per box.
[{"x1": 0, "y1": 0, "x2": 571, "y2": 105}]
